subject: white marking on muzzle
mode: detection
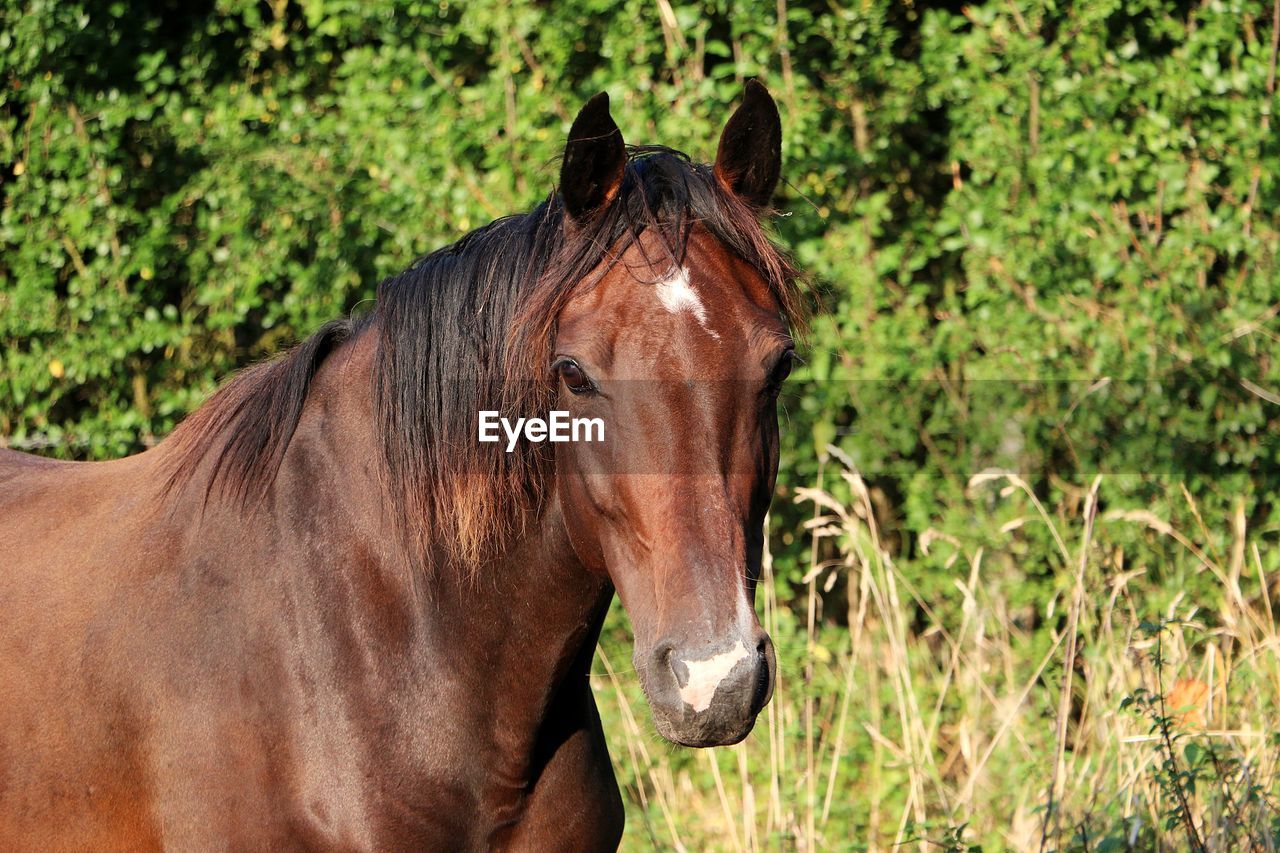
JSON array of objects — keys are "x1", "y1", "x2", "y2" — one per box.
[
  {"x1": 676, "y1": 640, "x2": 749, "y2": 713},
  {"x1": 655, "y1": 266, "x2": 721, "y2": 339}
]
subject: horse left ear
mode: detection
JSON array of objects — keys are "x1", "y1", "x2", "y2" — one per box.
[
  {"x1": 560, "y1": 92, "x2": 626, "y2": 221},
  {"x1": 714, "y1": 80, "x2": 782, "y2": 209}
]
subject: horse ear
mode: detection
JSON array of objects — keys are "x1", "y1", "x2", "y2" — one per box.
[
  {"x1": 714, "y1": 80, "x2": 782, "y2": 208},
  {"x1": 560, "y1": 92, "x2": 626, "y2": 221}
]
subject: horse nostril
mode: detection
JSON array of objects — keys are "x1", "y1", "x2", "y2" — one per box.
[
  {"x1": 753, "y1": 658, "x2": 770, "y2": 703},
  {"x1": 750, "y1": 635, "x2": 774, "y2": 714},
  {"x1": 652, "y1": 641, "x2": 678, "y2": 677},
  {"x1": 754, "y1": 634, "x2": 774, "y2": 672}
]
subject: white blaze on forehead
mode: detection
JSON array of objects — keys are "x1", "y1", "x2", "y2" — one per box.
[
  {"x1": 655, "y1": 266, "x2": 720, "y2": 338},
  {"x1": 676, "y1": 640, "x2": 749, "y2": 713}
]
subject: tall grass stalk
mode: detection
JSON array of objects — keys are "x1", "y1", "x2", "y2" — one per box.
[{"x1": 593, "y1": 452, "x2": 1280, "y2": 850}]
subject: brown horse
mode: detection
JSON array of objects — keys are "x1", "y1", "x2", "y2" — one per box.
[{"x1": 0, "y1": 83, "x2": 802, "y2": 850}]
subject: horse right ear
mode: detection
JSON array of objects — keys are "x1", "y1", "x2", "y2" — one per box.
[{"x1": 560, "y1": 92, "x2": 626, "y2": 221}]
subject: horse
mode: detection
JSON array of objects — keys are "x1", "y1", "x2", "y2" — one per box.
[{"x1": 0, "y1": 82, "x2": 803, "y2": 850}]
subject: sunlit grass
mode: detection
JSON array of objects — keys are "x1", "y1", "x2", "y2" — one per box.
[{"x1": 594, "y1": 452, "x2": 1280, "y2": 851}]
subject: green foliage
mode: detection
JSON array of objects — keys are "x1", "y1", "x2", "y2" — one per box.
[{"x1": 1110, "y1": 621, "x2": 1280, "y2": 852}]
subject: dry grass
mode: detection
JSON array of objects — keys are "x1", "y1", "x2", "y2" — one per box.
[{"x1": 593, "y1": 450, "x2": 1280, "y2": 851}]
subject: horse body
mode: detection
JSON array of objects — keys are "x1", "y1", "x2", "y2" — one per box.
[
  {"x1": 0, "y1": 337, "x2": 622, "y2": 849},
  {"x1": 0, "y1": 83, "x2": 800, "y2": 850}
]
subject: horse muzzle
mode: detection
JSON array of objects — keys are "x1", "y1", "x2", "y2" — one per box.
[{"x1": 637, "y1": 631, "x2": 776, "y2": 747}]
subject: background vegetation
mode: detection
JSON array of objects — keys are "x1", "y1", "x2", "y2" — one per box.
[{"x1": 3, "y1": 0, "x2": 1279, "y2": 848}]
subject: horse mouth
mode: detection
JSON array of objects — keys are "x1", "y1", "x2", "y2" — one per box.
[{"x1": 650, "y1": 707, "x2": 763, "y2": 749}]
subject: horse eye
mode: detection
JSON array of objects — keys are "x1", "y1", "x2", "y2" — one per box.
[
  {"x1": 772, "y1": 353, "x2": 795, "y2": 383},
  {"x1": 764, "y1": 351, "x2": 796, "y2": 396},
  {"x1": 556, "y1": 360, "x2": 594, "y2": 395}
]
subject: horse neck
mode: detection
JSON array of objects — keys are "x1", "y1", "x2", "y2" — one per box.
[
  {"x1": 434, "y1": 497, "x2": 614, "y2": 756},
  {"x1": 244, "y1": 330, "x2": 613, "y2": 753}
]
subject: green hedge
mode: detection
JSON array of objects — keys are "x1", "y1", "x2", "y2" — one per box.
[{"x1": 3, "y1": 0, "x2": 1278, "y2": 593}]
